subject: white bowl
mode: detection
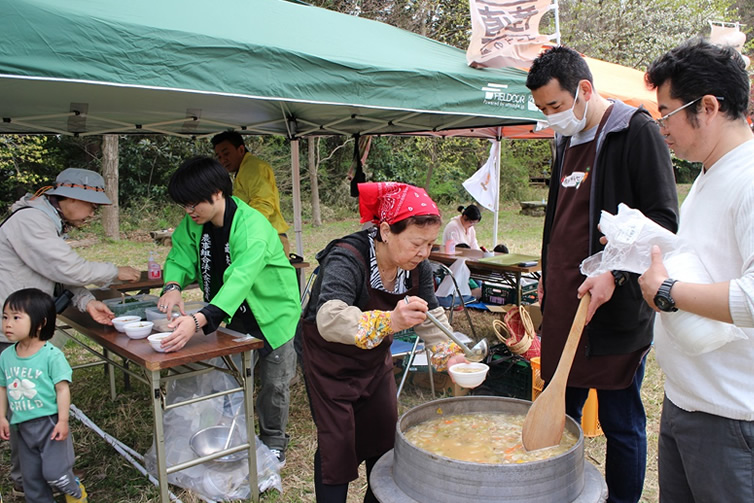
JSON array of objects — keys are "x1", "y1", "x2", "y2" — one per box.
[
  {"x1": 123, "y1": 321, "x2": 154, "y2": 339},
  {"x1": 112, "y1": 315, "x2": 142, "y2": 332},
  {"x1": 448, "y1": 362, "x2": 489, "y2": 388},
  {"x1": 148, "y1": 332, "x2": 172, "y2": 353}
]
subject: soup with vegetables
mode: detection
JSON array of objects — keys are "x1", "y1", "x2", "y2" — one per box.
[
  {"x1": 403, "y1": 412, "x2": 577, "y2": 464},
  {"x1": 452, "y1": 366, "x2": 485, "y2": 373}
]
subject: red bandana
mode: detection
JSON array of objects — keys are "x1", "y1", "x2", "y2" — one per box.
[{"x1": 358, "y1": 182, "x2": 440, "y2": 225}]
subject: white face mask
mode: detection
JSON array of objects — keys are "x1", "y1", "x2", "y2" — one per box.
[{"x1": 546, "y1": 86, "x2": 589, "y2": 136}]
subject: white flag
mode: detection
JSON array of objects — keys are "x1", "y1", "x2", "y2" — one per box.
[{"x1": 463, "y1": 140, "x2": 499, "y2": 212}]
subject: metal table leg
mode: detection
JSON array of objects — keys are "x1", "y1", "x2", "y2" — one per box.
[
  {"x1": 243, "y1": 350, "x2": 259, "y2": 502},
  {"x1": 150, "y1": 369, "x2": 170, "y2": 503},
  {"x1": 104, "y1": 348, "x2": 116, "y2": 400}
]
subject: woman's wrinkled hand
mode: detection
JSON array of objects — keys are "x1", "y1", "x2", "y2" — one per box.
[
  {"x1": 445, "y1": 353, "x2": 468, "y2": 383},
  {"x1": 86, "y1": 300, "x2": 115, "y2": 325},
  {"x1": 117, "y1": 266, "x2": 141, "y2": 282},
  {"x1": 392, "y1": 296, "x2": 428, "y2": 332}
]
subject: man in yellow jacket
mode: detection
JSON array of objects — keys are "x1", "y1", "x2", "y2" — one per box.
[
  {"x1": 212, "y1": 131, "x2": 291, "y2": 255},
  {"x1": 158, "y1": 156, "x2": 299, "y2": 465}
]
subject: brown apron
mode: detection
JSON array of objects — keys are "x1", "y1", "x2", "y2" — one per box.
[{"x1": 302, "y1": 272, "x2": 419, "y2": 485}]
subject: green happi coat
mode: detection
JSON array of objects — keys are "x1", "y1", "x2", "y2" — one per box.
[{"x1": 164, "y1": 196, "x2": 298, "y2": 349}]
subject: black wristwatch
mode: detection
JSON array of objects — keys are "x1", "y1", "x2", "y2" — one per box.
[
  {"x1": 653, "y1": 279, "x2": 678, "y2": 312},
  {"x1": 611, "y1": 270, "x2": 627, "y2": 287},
  {"x1": 161, "y1": 283, "x2": 182, "y2": 295}
]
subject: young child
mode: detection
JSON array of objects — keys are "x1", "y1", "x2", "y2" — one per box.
[{"x1": 0, "y1": 288, "x2": 87, "y2": 503}]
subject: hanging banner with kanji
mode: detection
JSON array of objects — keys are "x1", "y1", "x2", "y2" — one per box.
[{"x1": 467, "y1": 0, "x2": 554, "y2": 69}]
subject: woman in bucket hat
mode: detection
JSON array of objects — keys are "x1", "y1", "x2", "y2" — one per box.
[
  {"x1": 0, "y1": 167, "x2": 141, "y2": 329},
  {"x1": 0, "y1": 167, "x2": 140, "y2": 497}
]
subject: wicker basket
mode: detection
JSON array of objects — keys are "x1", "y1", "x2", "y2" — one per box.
[{"x1": 492, "y1": 305, "x2": 541, "y2": 361}]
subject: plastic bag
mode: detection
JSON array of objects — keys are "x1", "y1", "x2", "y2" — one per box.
[
  {"x1": 580, "y1": 204, "x2": 680, "y2": 277},
  {"x1": 435, "y1": 258, "x2": 472, "y2": 297},
  {"x1": 144, "y1": 361, "x2": 282, "y2": 500},
  {"x1": 580, "y1": 204, "x2": 746, "y2": 355}
]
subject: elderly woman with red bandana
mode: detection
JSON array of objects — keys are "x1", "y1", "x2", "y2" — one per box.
[{"x1": 301, "y1": 182, "x2": 466, "y2": 503}]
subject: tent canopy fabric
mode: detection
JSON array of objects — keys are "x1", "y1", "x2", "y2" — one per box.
[
  {"x1": 0, "y1": 0, "x2": 546, "y2": 139},
  {"x1": 409, "y1": 55, "x2": 659, "y2": 140}
]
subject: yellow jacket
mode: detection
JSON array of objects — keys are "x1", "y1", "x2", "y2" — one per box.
[{"x1": 233, "y1": 152, "x2": 289, "y2": 234}]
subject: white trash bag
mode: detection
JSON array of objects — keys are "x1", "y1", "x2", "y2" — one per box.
[
  {"x1": 144, "y1": 364, "x2": 282, "y2": 500},
  {"x1": 435, "y1": 258, "x2": 472, "y2": 298},
  {"x1": 580, "y1": 204, "x2": 745, "y2": 355}
]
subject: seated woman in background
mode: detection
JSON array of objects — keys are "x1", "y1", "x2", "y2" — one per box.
[
  {"x1": 443, "y1": 204, "x2": 482, "y2": 250},
  {"x1": 439, "y1": 205, "x2": 483, "y2": 305}
]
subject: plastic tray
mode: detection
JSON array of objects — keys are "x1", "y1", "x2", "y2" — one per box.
[
  {"x1": 103, "y1": 294, "x2": 158, "y2": 318},
  {"x1": 145, "y1": 301, "x2": 208, "y2": 321}
]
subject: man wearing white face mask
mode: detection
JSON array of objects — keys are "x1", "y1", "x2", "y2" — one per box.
[{"x1": 526, "y1": 46, "x2": 679, "y2": 503}]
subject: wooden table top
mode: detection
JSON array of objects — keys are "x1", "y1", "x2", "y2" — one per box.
[
  {"x1": 59, "y1": 307, "x2": 263, "y2": 372},
  {"x1": 429, "y1": 247, "x2": 541, "y2": 273},
  {"x1": 110, "y1": 261, "x2": 310, "y2": 293}
]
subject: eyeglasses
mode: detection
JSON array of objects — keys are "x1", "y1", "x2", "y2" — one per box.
[
  {"x1": 655, "y1": 98, "x2": 701, "y2": 129},
  {"x1": 655, "y1": 96, "x2": 725, "y2": 129},
  {"x1": 183, "y1": 203, "x2": 197, "y2": 213}
]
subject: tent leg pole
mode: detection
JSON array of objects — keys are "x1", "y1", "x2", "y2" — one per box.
[
  {"x1": 493, "y1": 138, "x2": 501, "y2": 247},
  {"x1": 291, "y1": 140, "x2": 305, "y2": 289}
]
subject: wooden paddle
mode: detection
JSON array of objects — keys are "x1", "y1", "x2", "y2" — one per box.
[{"x1": 522, "y1": 292, "x2": 591, "y2": 451}]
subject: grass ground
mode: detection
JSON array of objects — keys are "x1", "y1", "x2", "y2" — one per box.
[{"x1": 0, "y1": 187, "x2": 691, "y2": 502}]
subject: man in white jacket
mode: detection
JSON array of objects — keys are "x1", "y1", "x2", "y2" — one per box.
[
  {"x1": 640, "y1": 39, "x2": 754, "y2": 501},
  {"x1": 0, "y1": 167, "x2": 139, "y2": 495}
]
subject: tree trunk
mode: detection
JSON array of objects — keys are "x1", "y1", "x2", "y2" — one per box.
[
  {"x1": 424, "y1": 141, "x2": 437, "y2": 189},
  {"x1": 101, "y1": 135, "x2": 120, "y2": 240},
  {"x1": 309, "y1": 138, "x2": 322, "y2": 226}
]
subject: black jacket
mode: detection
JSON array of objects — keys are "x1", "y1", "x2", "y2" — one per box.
[{"x1": 542, "y1": 100, "x2": 679, "y2": 356}]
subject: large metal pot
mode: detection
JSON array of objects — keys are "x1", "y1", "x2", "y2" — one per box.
[{"x1": 371, "y1": 396, "x2": 607, "y2": 503}]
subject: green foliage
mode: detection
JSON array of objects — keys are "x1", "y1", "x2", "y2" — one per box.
[
  {"x1": 117, "y1": 136, "x2": 211, "y2": 202},
  {"x1": 672, "y1": 158, "x2": 703, "y2": 183},
  {"x1": 0, "y1": 135, "x2": 214, "y2": 211},
  {"x1": 0, "y1": 136, "x2": 59, "y2": 212},
  {"x1": 559, "y1": 0, "x2": 736, "y2": 68},
  {"x1": 306, "y1": 0, "x2": 472, "y2": 49}
]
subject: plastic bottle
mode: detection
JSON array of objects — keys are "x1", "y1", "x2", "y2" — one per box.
[{"x1": 148, "y1": 251, "x2": 162, "y2": 280}]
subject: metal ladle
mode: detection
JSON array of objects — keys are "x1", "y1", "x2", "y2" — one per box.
[
  {"x1": 222, "y1": 406, "x2": 242, "y2": 450},
  {"x1": 404, "y1": 296, "x2": 488, "y2": 362}
]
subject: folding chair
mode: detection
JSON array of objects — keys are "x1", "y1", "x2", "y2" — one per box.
[
  {"x1": 430, "y1": 261, "x2": 477, "y2": 340},
  {"x1": 392, "y1": 331, "x2": 435, "y2": 399},
  {"x1": 300, "y1": 266, "x2": 319, "y2": 314}
]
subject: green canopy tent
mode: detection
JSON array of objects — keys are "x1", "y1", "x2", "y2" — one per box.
[{"x1": 0, "y1": 0, "x2": 545, "y2": 256}]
